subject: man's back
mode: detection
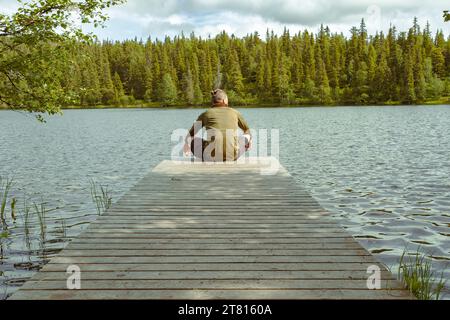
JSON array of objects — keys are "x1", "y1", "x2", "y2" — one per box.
[
  {"x1": 192, "y1": 107, "x2": 250, "y2": 161},
  {"x1": 185, "y1": 89, "x2": 251, "y2": 162},
  {"x1": 198, "y1": 107, "x2": 248, "y2": 132}
]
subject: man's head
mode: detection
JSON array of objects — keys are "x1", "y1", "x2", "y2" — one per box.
[{"x1": 211, "y1": 89, "x2": 228, "y2": 107}]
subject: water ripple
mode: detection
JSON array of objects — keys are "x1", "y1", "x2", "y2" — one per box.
[{"x1": 1, "y1": 106, "x2": 450, "y2": 299}]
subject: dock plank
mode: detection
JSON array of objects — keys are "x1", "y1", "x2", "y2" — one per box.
[{"x1": 9, "y1": 157, "x2": 412, "y2": 300}]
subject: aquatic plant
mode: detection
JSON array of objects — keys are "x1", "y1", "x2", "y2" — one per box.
[
  {"x1": 59, "y1": 219, "x2": 67, "y2": 238},
  {"x1": 33, "y1": 202, "x2": 47, "y2": 241},
  {"x1": 10, "y1": 198, "x2": 17, "y2": 221},
  {"x1": 22, "y1": 200, "x2": 31, "y2": 237},
  {"x1": 90, "y1": 179, "x2": 112, "y2": 215},
  {"x1": 0, "y1": 177, "x2": 13, "y2": 225},
  {"x1": 397, "y1": 247, "x2": 446, "y2": 300}
]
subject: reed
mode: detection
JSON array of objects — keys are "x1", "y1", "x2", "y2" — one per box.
[
  {"x1": 10, "y1": 197, "x2": 17, "y2": 221},
  {"x1": 397, "y1": 247, "x2": 446, "y2": 300},
  {"x1": 33, "y1": 202, "x2": 47, "y2": 241},
  {"x1": 22, "y1": 200, "x2": 31, "y2": 238},
  {"x1": 0, "y1": 177, "x2": 13, "y2": 225},
  {"x1": 59, "y1": 218, "x2": 67, "y2": 238},
  {"x1": 90, "y1": 179, "x2": 112, "y2": 215}
]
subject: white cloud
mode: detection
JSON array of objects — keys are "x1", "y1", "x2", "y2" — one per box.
[
  {"x1": 1, "y1": 0, "x2": 449, "y2": 40},
  {"x1": 103, "y1": 0, "x2": 449, "y2": 40}
]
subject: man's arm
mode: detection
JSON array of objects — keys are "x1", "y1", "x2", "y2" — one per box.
[
  {"x1": 185, "y1": 125, "x2": 196, "y2": 144},
  {"x1": 184, "y1": 115, "x2": 204, "y2": 154},
  {"x1": 237, "y1": 112, "x2": 252, "y2": 149}
]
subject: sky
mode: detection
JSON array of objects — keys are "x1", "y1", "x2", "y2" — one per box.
[{"x1": 0, "y1": 0, "x2": 449, "y2": 40}]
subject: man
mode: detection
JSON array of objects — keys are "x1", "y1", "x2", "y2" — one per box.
[{"x1": 183, "y1": 89, "x2": 252, "y2": 161}]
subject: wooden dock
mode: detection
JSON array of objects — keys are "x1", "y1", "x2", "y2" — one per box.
[{"x1": 9, "y1": 157, "x2": 413, "y2": 299}]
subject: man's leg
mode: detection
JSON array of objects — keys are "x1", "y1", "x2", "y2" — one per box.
[
  {"x1": 236, "y1": 135, "x2": 250, "y2": 160},
  {"x1": 190, "y1": 138, "x2": 207, "y2": 161}
]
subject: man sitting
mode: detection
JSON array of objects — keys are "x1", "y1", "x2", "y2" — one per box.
[{"x1": 183, "y1": 89, "x2": 252, "y2": 162}]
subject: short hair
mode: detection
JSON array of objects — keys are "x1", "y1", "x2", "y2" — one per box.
[{"x1": 211, "y1": 89, "x2": 228, "y2": 104}]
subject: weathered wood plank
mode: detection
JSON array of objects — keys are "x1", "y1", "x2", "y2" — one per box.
[
  {"x1": 57, "y1": 249, "x2": 372, "y2": 257},
  {"x1": 9, "y1": 158, "x2": 412, "y2": 300},
  {"x1": 104, "y1": 211, "x2": 330, "y2": 215},
  {"x1": 19, "y1": 279, "x2": 405, "y2": 290},
  {"x1": 31, "y1": 270, "x2": 396, "y2": 280},
  {"x1": 67, "y1": 238, "x2": 359, "y2": 244},
  {"x1": 89, "y1": 219, "x2": 337, "y2": 224},
  {"x1": 66, "y1": 243, "x2": 363, "y2": 250},
  {"x1": 78, "y1": 233, "x2": 352, "y2": 239},
  {"x1": 48, "y1": 255, "x2": 381, "y2": 263},
  {"x1": 38, "y1": 262, "x2": 389, "y2": 272},
  {"x1": 8, "y1": 289, "x2": 412, "y2": 300},
  {"x1": 85, "y1": 225, "x2": 346, "y2": 231}
]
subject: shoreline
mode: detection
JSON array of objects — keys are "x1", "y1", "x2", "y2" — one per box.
[
  {"x1": 1, "y1": 100, "x2": 449, "y2": 111},
  {"x1": 62, "y1": 98, "x2": 450, "y2": 109}
]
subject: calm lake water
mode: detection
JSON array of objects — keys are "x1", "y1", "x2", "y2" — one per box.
[{"x1": 1, "y1": 105, "x2": 449, "y2": 299}]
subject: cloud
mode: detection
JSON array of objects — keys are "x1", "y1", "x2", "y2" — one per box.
[
  {"x1": 1, "y1": 0, "x2": 449, "y2": 40},
  {"x1": 104, "y1": 0, "x2": 449, "y2": 40},
  {"x1": 116, "y1": 0, "x2": 447, "y2": 25}
]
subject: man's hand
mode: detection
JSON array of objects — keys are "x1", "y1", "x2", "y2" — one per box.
[
  {"x1": 183, "y1": 142, "x2": 191, "y2": 155},
  {"x1": 245, "y1": 139, "x2": 252, "y2": 151},
  {"x1": 243, "y1": 133, "x2": 252, "y2": 151}
]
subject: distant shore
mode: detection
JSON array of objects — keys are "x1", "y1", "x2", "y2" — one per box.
[
  {"x1": 56, "y1": 98, "x2": 450, "y2": 110},
  {"x1": 1, "y1": 98, "x2": 449, "y2": 111}
]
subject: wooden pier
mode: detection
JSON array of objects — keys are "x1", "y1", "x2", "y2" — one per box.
[{"x1": 10, "y1": 157, "x2": 413, "y2": 299}]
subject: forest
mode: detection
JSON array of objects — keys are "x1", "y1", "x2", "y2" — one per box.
[{"x1": 2, "y1": 18, "x2": 450, "y2": 108}]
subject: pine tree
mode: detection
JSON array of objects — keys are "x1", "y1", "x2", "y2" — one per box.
[
  {"x1": 159, "y1": 73, "x2": 177, "y2": 106},
  {"x1": 227, "y1": 50, "x2": 244, "y2": 97},
  {"x1": 279, "y1": 54, "x2": 295, "y2": 103},
  {"x1": 367, "y1": 44, "x2": 377, "y2": 102},
  {"x1": 255, "y1": 47, "x2": 266, "y2": 98},
  {"x1": 315, "y1": 46, "x2": 332, "y2": 104},
  {"x1": 263, "y1": 56, "x2": 272, "y2": 100},
  {"x1": 182, "y1": 66, "x2": 195, "y2": 105},
  {"x1": 113, "y1": 72, "x2": 125, "y2": 105},
  {"x1": 373, "y1": 47, "x2": 391, "y2": 102},
  {"x1": 4, "y1": 19, "x2": 448, "y2": 109},
  {"x1": 404, "y1": 49, "x2": 417, "y2": 103},
  {"x1": 79, "y1": 46, "x2": 101, "y2": 106},
  {"x1": 431, "y1": 47, "x2": 446, "y2": 78}
]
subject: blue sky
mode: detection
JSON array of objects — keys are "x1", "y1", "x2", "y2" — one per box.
[{"x1": 1, "y1": 0, "x2": 449, "y2": 40}]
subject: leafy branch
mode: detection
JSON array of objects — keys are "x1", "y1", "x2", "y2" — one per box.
[{"x1": 0, "y1": 0, "x2": 126, "y2": 120}]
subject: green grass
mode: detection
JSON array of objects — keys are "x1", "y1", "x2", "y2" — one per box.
[
  {"x1": 422, "y1": 97, "x2": 450, "y2": 105},
  {"x1": 397, "y1": 248, "x2": 446, "y2": 300},
  {"x1": 90, "y1": 179, "x2": 112, "y2": 215}
]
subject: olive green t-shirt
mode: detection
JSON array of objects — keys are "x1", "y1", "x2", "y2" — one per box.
[{"x1": 189, "y1": 107, "x2": 250, "y2": 161}]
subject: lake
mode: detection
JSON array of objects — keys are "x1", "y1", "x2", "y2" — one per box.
[{"x1": 0, "y1": 105, "x2": 449, "y2": 299}]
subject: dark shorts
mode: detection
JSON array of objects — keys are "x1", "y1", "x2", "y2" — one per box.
[{"x1": 190, "y1": 136, "x2": 249, "y2": 162}]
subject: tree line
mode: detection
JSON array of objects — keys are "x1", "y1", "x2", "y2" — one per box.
[{"x1": 2, "y1": 18, "x2": 450, "y2": 109}]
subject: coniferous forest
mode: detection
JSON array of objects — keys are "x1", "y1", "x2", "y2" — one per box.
[{"x1": 4, "y1": 18, "x2": 450, "y2": 108}]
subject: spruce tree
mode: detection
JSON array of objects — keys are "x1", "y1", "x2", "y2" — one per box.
[{"x1": 159, "y1": 73, "x2": 178, "y2": 106}]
